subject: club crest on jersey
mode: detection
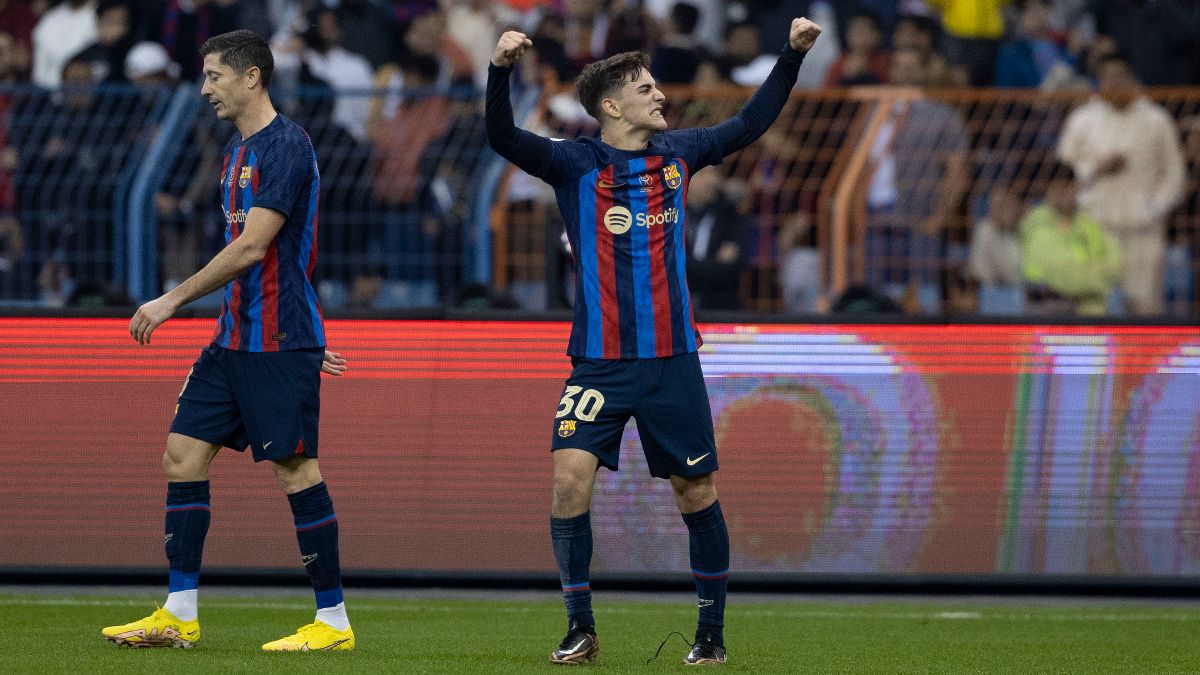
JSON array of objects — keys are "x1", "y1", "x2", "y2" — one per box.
[
  {"x1": 238, "y1": 166, "x2": 252, "y2": 188},
  {"x1": 638, "y1": 174, "x2": 654, "y2": 192},
  {"x1": 558, "y1": 420, "x2": 577, "y2": 438},
  {"x1": 662, "y1": 163, "x2": 682, "y2": 190}
]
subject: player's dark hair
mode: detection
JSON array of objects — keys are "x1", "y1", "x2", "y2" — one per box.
[
  {"x1": 575, "y1": 51, "x2": 650, "y2": 121},
  {"x1": 200, "y1": 29, "x2": 274, "y2": 89}
]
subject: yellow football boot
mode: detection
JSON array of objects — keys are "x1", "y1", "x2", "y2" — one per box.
[
  {"x1": 101, "y1": 607, "x2": 199, "y2": 648},
  {"x1": 261, "y1": 621, "x2": 355, "y2": 652}
]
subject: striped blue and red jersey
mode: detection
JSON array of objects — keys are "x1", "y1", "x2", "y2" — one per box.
[
  {"x1": 486, "y1": 46, "x2": 806, "y2": 359},
  {"x1": 213, "y1": 114, "x2": 325, "y2": 352},
  {"x1": 565, "y1": 140, "x2": 709, "y2": 358}
]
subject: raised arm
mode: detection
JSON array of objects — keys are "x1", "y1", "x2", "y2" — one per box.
[
  {"x1": 706, "y1": 18, "x2": 821, "y2": 157},
  {"x1": 486, "y1": 31, "x2": 563, "y2": 181}
]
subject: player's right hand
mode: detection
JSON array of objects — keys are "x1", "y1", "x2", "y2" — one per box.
[
  {"x1": 130, "y1": 294, "x2": 179, "y2": 345},
  {"x1": 789, "y1": 17, "x2": 822, "y2": 53},
  {"x1": 322, "y1": 350, "x2": 348, "y2": 376},
  {"x1": 492, "y1": 31, "x2": 532, "y2": 68}
]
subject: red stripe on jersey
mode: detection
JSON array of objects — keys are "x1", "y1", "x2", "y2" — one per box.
[
  {"x1": 220, "y1": 154, "x2": 231, "y2": 192},
  {"x1": 644, "y1": 158, "x2": 674, "y2": 357},
  {"x1": 595, "y1": 165, "x2": 620, "y2": 359},
  {"x1": 261, "y1": 241, "x2": 280, "y2": 352},
  {"x1": 227, "y1": 147, "x2": 246, "y2": 351}
]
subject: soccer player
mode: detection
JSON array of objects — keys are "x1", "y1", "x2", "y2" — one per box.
[
  {"x1": 486, "y1": 17, "x2": 821, "y2": 667},
  {"x1": 101, "y1": 29, "x2": 354, "y2": 652}
]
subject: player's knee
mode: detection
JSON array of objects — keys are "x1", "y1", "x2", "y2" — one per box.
[
  {"x1": 162, "y1": 447, "x2": 198, "y2": 481},
  {"x1": 551, "y1": 472, "x2": 591, "y2": 512},
  {"x1": 675, "y1": 477, "x2": 717, "y2": 513},
  {"x1": 272, "y1": 457, "x2": 321, "y2": 495},
  {"x1": 552, "y1": 473, "x2": 586, "y2": 501}
]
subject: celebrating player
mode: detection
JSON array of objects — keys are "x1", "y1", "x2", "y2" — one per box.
[
  {"x1": 486, "y1": 17, "x2": 821, "y2": 667},
  {"x1": 102, "y1": 30, "x2": 354, "y2": 652}
]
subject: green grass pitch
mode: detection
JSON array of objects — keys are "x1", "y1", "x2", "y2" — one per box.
[{"x1": 4, "y1": 591, "x2": 1200, "y2": 673}]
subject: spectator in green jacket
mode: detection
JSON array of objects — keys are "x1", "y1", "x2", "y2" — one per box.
[{"x1": 1022, "y1": 164, "x2": 1122, "y2": 315}]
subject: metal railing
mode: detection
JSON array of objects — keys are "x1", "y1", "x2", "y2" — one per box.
[{"x1": 493, "y1": 84, "x2": 1200, "y2": 316}]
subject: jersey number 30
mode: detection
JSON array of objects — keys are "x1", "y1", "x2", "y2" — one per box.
[{"x1": 556, "y1": 386, "x2": 606, "y2": 422}]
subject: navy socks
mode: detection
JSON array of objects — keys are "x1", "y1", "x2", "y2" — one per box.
[
  {"x1": 287, "y1": 482, "x2": 344, "y2": 609},
  {"x1": 551, "y1": 512, "x2": 594, "y2": 629},
  {"x1": 682, "y1": 501, "x2": 729, "y2": 646},
  {"x1": 165, "y1": 481, "x2": 211, "y2": 593}
]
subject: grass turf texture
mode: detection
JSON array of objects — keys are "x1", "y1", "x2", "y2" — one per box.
[{"x1": 3, "y1": 593, "x2": 1200, "y2": 673}]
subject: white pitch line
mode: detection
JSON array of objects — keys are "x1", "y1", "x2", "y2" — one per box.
[{"x1": 2, "y1": 597, "x2": 1196, "y2": 622}]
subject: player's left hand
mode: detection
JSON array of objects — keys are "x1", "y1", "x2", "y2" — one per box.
[
  {"x1": 322, "y1": 350, "x2": 348, "y2": 376},
  {"x1": 789, "y1": 17, "x2": 822, "y2": 53},
  {"x1": 129, "y1": 295, "x2": 179, "y2": 345},
  {"x1": 492, "y1": 31, "x2": 533, "y2": 68}
]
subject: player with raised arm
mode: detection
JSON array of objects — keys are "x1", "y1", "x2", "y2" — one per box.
[
  {"x1": 102, "y1": 29, "x2": 355, "y2": 652},
  {"x1": 486, "y1": 17, "x2": 821, "y2": 667}
]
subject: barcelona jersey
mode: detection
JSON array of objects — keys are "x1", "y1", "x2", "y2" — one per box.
[
  {"x1": 551, "y1": 134, "x2": 724, "y2": 359},
  {"x1": 486, "y1": 46, "x2": 806, "y2": 359},
  {"x1": 214, "y1": 114, "x2": 325, "y2": 352}
]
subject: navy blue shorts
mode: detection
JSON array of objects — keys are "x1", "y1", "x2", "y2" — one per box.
[
  {"x1": 170, "y1": 344, "x2": 323, "y2": 462},
  {"x1": 550, "y1": 351, "x2": 717, "y2": 479}
]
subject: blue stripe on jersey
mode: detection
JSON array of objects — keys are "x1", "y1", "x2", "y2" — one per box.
[
  {"x1": 611, "y1": 169, "x2": 638, "y2": 359},
  {"x1": 219, "y1": 282, "x2": 233, "y2": 347},
  {"x1": 243, "y1": 151, "x2": 263, "y2": 351},
  {"x1": 626, "y1": 158, "x2": 657, "y2": 358},
  {"x1": 577, "y1": 170, "x2": 602, "y2": 356},
  {"x1": 673, "y1": 163, "x2": 697, "y2": 352}
]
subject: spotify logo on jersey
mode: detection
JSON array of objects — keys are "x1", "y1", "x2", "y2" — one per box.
[{"x1": 603, "y1": 206, "x2": 632, "y2": 234}]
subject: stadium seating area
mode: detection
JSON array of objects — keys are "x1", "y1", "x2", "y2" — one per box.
[{"x1": 0, "y1": 0, "x2": 1198, "y2": 315}]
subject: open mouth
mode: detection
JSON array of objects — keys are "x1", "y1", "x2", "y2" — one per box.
[{"x1": 650, "y1": 107, "x2": 663, "y2": 118}]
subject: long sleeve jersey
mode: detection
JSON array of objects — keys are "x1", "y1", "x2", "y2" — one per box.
[{"x1": 486, "y1": 47, "x2": 805, "y2": 359}]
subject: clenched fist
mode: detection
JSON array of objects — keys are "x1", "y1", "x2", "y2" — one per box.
[
  {"x1": 492, "y1": 31, "x2": 533, "y2": 68},
  {"x1": 789, "y1": 17, "x2": 821, "y2": 53}
]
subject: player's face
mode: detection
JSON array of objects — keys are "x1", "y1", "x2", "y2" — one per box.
[
  {"x1": 200, "y1": 53, "x2": 245, "y2": 121},
  {"x1": 616, "y1": 68, "x2": 667, "y2": 132}
]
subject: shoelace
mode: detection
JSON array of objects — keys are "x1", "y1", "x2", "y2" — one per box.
[{"x1": 646, "y1": 631, "x2": 694, "y2": 664}]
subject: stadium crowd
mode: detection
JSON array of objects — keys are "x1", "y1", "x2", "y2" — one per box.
[{"x1": 0, "y1": 0, "x2": 1198, "y2": 315}]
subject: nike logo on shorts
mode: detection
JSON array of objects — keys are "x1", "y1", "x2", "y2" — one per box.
[{"x1": 686, "y1": 453, "x2": 711, "y2": 466}]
